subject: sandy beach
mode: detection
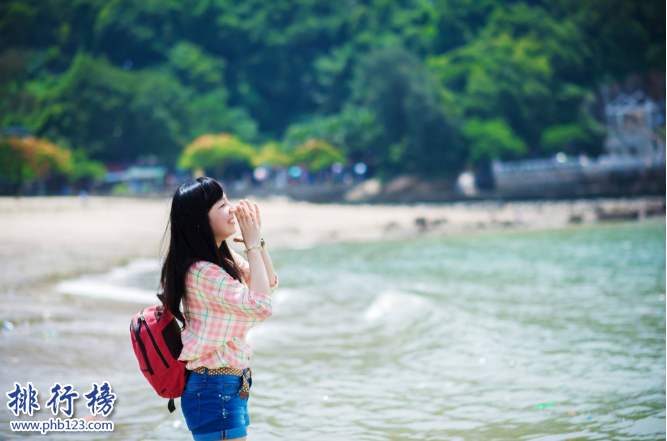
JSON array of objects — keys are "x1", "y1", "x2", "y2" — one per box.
[
  {"x1": 1, "y1": 194, "x2": 665, "y2": 290},
  {"x1": 0, "y1": 194, "x2": 664, "y2": 324}
]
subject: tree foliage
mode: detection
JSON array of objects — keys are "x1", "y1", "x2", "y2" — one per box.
[
  {"x1": 0, "y1": 134, "x2": 106, "y2": 191},
  {"x1": 0, "y1": 0, "x2": 663, "y2": 181},
  {"x1": 178, "y1": 132, "x2": 256, "y2": 179},
  {"x1": 0, "y1": 135, "x2": 72, "y2": 184},
  {"x1": 291, "y1": 139, "x2": 345, "y2": 173}
]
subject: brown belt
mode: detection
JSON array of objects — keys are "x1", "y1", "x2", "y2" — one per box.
[{"x1": 190, "y1": 366, "x2": 252, "y2": 400}]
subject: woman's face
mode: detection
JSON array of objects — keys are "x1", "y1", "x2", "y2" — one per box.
[{"x1": 208, "y1": 194, "x2": 236, "y2": 244}]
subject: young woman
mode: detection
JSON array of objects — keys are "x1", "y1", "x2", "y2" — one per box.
[{"x1": 158, "y1": 177, "x2": 279, "y2": 441}]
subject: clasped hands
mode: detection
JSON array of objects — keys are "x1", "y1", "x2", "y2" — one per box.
[{"x1": 229, "y1": 199, "x2": 262, "y2": 249}]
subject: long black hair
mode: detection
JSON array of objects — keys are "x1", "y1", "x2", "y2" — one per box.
[{"x1": 157, "y1": 177, "x2": 244, "y2": 328}]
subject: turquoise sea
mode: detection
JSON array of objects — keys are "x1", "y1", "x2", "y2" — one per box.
[{"x1": 1, "y1": 219, "x2": 664, "y2": 440}]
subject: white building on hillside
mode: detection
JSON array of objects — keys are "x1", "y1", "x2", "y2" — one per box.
[{"x1": 604, "y1": 90, "x2": 665, "y2": 160}]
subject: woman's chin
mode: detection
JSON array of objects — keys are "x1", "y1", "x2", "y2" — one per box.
[{"x1": 222, "y1": 225, "x2": 236, "y2": 239}]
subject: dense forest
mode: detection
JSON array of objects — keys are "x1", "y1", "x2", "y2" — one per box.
[{"x1": 0, "y1": 0, "x2": 664, "y2": 184}]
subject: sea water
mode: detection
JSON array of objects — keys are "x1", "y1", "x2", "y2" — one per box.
[{"x1": 1, "y1": 220, "x2": 664, "y2": 440}]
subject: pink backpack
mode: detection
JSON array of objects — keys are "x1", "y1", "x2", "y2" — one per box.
[{"x1": 130, "y1": 305, "x2": 190, "y2": 413}]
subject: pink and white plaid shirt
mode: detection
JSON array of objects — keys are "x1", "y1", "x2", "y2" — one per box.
[{"x1": 178, "y1": 249, "x2": 278, "y2": 370}]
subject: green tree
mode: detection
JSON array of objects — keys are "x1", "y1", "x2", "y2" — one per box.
[
  {"x1": 462, "y1": 118, "x2": 527, "y2": 166},
  {"x1": 291, "y1": 139, "x2": 345, "y2": 173},
  {"x1": 427, "y1": 3, "x2": 606, "y2": 159},
  {"x1": 252, "y1": 141, "x2": 292, "y2": 168},
  {"x1": 350, "y1": 45, "x2": 466, "y2": 180},
  {"x1": 69, "y1": 148, "x2": 106, "y2": 184},
  {"x1": 282, "y1": 105, "x2": 383, "y2": 164},
  {"x1": 178, "y1": 132, "x2": 256, "y2": 180},
  {"x1": 0, "y1": 135, "x2": 73, "y2": 195},
  {"x1": 0, "y1": 0, "x2": 663, "y2": 185}
]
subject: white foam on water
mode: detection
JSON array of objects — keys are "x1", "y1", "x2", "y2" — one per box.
[
  {"x1": 53, "y1": 258, "x2": 161, "y2": 305},
  {"x1": 54, "y1": 279, "x2": 159, "y2": 304},
  {"x1": 363, "y1": 290, "x2": 431, "y2": 322}
]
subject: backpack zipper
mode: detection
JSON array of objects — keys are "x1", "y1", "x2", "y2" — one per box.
[
  {"x1": 140, "y1": 315, "x2": 170, "y2": 369},
  {"x1": 132, "y1": 318, "x2": 154, "y2": 376}
]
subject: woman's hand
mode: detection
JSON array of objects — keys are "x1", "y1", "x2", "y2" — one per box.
[{"x1": 230, "y1": 199, "x2": 262, "y2": 247}]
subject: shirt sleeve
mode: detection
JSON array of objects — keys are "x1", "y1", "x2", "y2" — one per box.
[
  {"x1": 197, "y1": 261, "x2": 273, "y2": 320},
  {"x1": 231, "y1": 249, "x2": 279, "y2": 295}
]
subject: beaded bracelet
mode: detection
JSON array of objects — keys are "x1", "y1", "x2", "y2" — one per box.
[
  {"x1": 242, "y1": 244, "x2": 262, "y2": 254},
  {"x1": 242, "y1": 238, "x2": 265, "y2": 254}
]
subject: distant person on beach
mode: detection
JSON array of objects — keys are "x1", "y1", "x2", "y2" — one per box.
[
  {"x1": 157, "y1": 177, "x2": 279, "y2": 441},
  {"x1": 78, "y1": 189, "x2": 89, "y2": 206}
]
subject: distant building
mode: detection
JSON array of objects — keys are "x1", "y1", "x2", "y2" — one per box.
[
  {"x1": 490, "y1": 90, "x2": 665, "y2": 198},
  {"x1": 102, "y1": 165, "x2": 167, "y2": 195},
  {"x1": 491, "y1": 153, "x2": 587, "y2": 198},
  {"x1": 604, "y1": 90, "x2": 665, "y2": 159}
]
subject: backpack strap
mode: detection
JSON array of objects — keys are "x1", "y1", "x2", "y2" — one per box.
[{"x1": 168, "y1": 398, "x2": 175, "y2": 413}]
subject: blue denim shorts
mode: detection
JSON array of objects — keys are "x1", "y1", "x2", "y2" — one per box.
[{"x1": 180, "y1": 367, "x2": 253, "y2": 440}]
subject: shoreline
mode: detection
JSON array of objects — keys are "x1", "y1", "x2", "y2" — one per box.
[
  {"x1": 0, "y1": 194, "x2": 664, "y2": 326},
  {"x1": 1, "y1": 194, "x2": 664, "y2": 289}
]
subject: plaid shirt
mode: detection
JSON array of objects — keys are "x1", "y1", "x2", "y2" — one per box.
[{"x1": 178, "y1": 249, "x2": 278, "y2": 370}]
